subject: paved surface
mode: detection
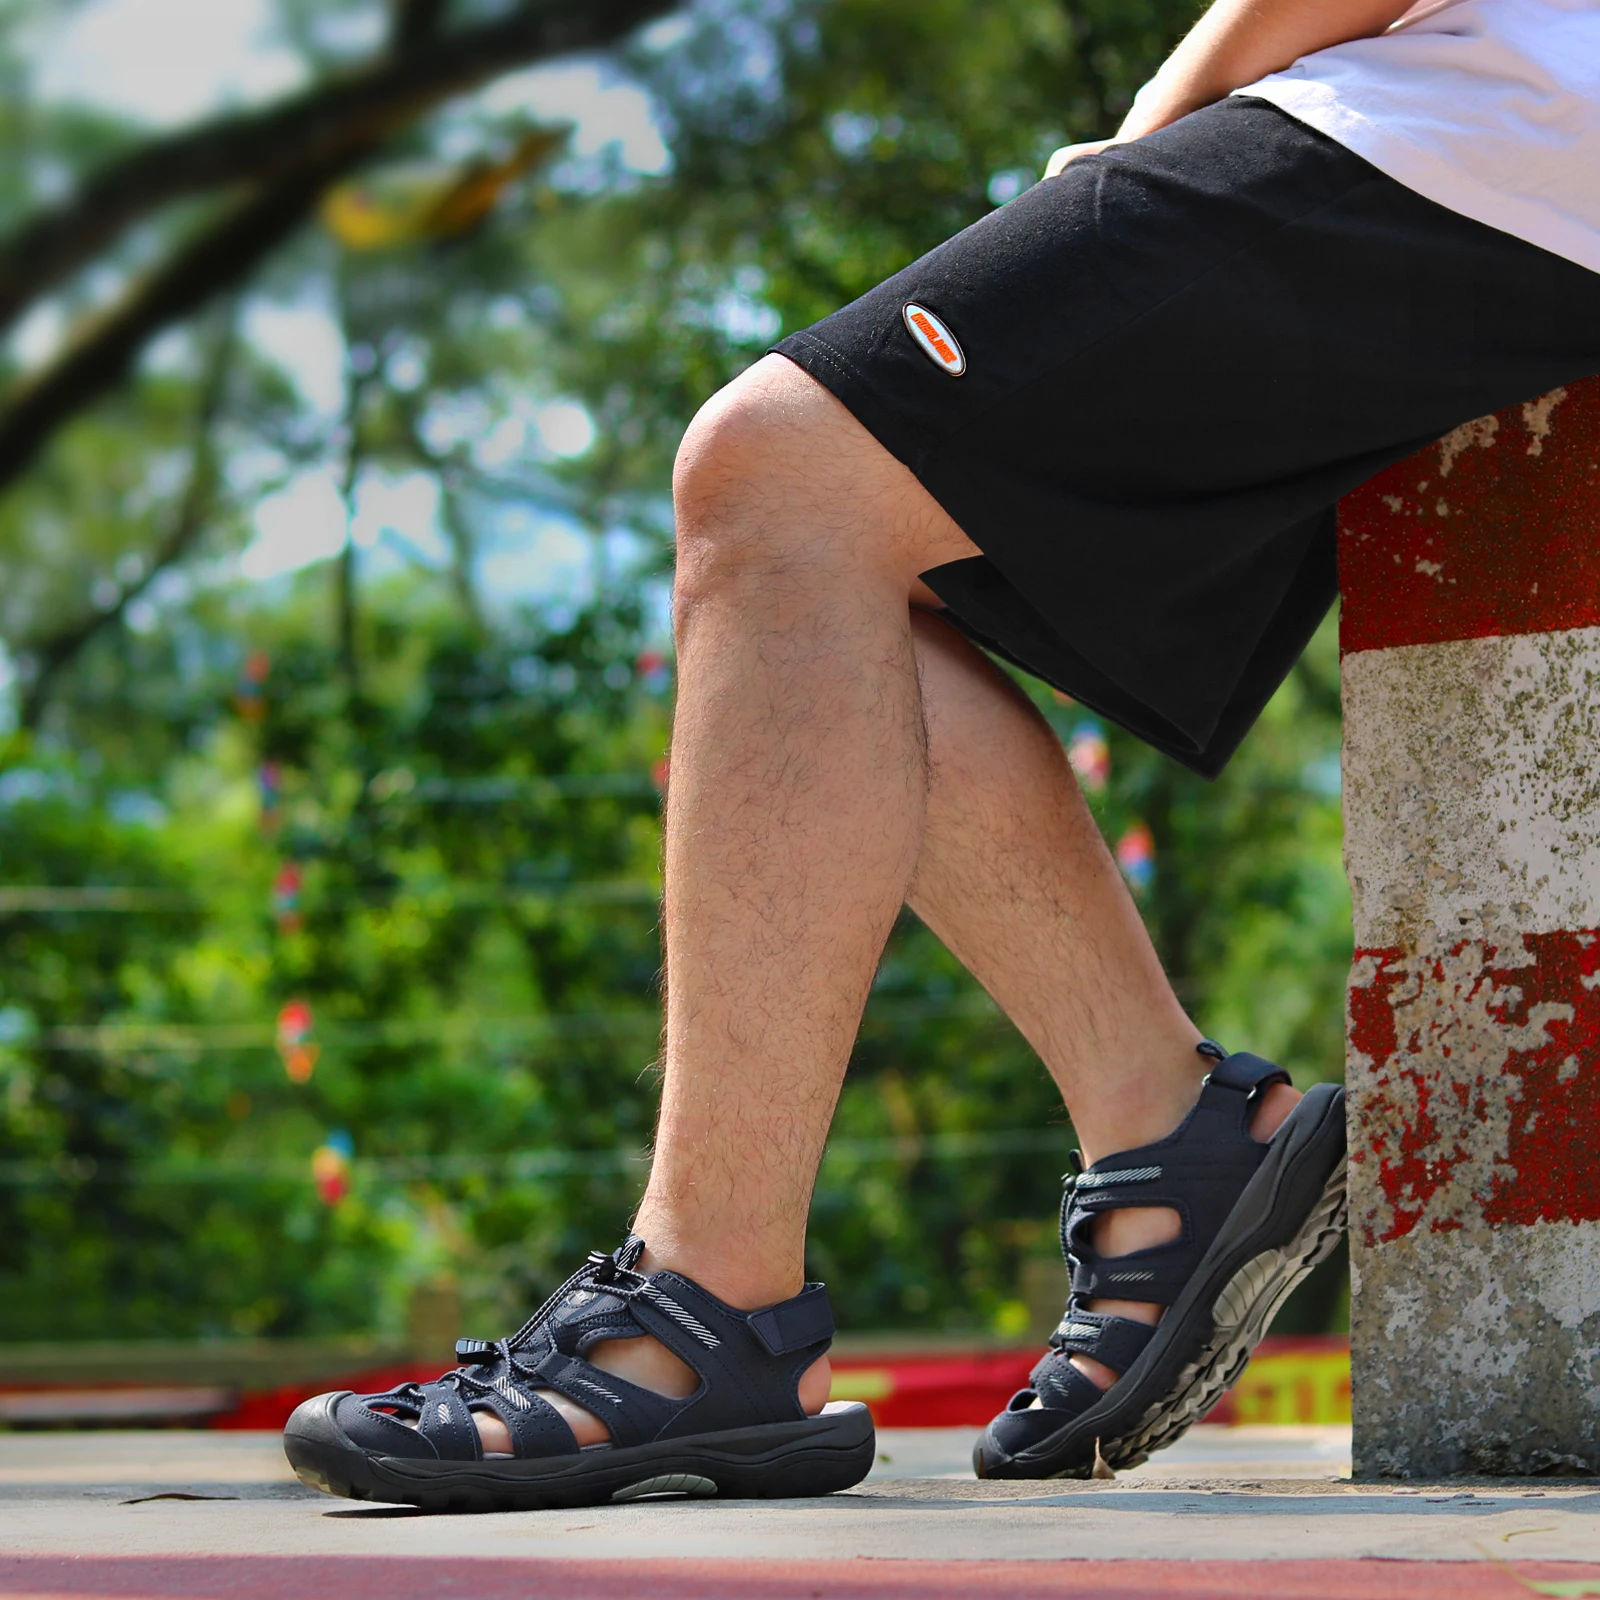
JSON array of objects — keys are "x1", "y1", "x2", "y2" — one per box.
[{"x1": 3, "y1": 1428, "x2": 1599, "y2": 1598}]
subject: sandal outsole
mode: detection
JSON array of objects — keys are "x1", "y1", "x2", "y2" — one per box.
[
  {"x1": 974, "y1": 1080, "x2": 1349, "y2": 1480},
  {"x1": 283, "y1": 1393, "x2": 876, "y2": 1512}
]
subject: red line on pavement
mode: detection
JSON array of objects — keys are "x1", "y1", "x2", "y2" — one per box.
[{"x1": 0, "y1": 1555, "x2": 1578, "y2": 1600}]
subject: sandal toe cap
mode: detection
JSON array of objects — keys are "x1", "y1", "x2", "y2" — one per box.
[
  {"x1": 980, "y1": 1390, "x2": 1081, "y2": 1457},
  {"x1": 286, "y1": 1388, "x2": 440, "y2": 1460}
]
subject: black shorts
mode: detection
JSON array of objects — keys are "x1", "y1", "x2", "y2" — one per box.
[{"x1": 774, "y1": 98, "x2": 1600, "y2": 776}]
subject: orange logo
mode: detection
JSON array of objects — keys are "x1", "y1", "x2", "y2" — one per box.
[{"x1": 902, "y1": 303, "x2": 966, "y2": 377}]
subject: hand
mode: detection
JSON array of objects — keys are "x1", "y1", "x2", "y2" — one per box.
[{"x1": 1042, "y1": 139, "x2": 1116, "y2": 179}]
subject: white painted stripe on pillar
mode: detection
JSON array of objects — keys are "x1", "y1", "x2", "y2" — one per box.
[
  {"x1": 1342, "y1": 626, "x2": 1600, "y2": 949},
  {"x1": 1352, "y1": 1215, "x2": 1600, "y2": 1476}
]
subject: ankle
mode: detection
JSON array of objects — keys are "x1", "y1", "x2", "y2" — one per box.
[
  {"x1": 1072, "y1": 1039, "x2": 1209, "y2": 1166},
  {"x1": 630, "y1": 1218, "x2": 805, "y2": 1312},
  {"x1": 1071, "y1": 1043, "x2": 1303, "y2": 1165},
  {"x1": 625, "y1": 1235, "x2": 831, "y2": 1419}
]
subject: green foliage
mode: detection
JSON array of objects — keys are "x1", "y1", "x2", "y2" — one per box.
[
  {"x1": 0, "y1": 589, "x2": 674, "y2": 1339},
  {"x1": 0, "y1": 0, "x2": 1350, "y2": 1344}
]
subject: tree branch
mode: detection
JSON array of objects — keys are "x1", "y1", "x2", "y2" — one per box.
[
  {"x1": 0, "y1": 0, "x2": 677, "y2": 496},
  {"x1": 0, "y1": 0, "x2": 677, "y2": 334},
  {"x1": 393, "y1": 0, "x2": 453, "y2": 51},
  {"x1": 0, "y1": 152, "x2": 361, "y2": 498},
  {"x1": 18, "y1": 306, "x2": 237, "y2": 729}
]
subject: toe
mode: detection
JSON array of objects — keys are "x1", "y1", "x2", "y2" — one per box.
[{"x1": 473, "y1": 1409, "x2": 515, "y2": 1456}]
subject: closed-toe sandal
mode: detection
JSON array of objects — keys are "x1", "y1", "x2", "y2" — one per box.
[
  {"x1": 973, "y1": 1042, "x2": 1347, "y2": 1479},
  {"x1": 283, "y1": 1235, "x2": 873, "y2": 1512}
]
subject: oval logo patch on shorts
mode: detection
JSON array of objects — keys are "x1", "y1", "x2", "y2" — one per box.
[{"x1": 902, "y1": 303, "x2": 966, "y2": 377}]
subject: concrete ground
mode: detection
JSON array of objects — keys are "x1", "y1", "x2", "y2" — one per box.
[{"x1": 3, "y1": 1426, "x2": 1599, "y2": 1598}]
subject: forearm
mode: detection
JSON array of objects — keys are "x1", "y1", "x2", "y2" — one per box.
[{"x1": 1118, "y1": 0, "x2": 1419, "y2": 140}]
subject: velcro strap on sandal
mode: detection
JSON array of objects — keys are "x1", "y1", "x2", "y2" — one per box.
[
  {"x1": 529, "y1": 1349, "x2": 679, "y2": 1448},
  {"x1": 1205, "y1": 1051, "x2": 1291, "y2": 1096},
  {"x1": 413, "y1": 1382, "x2": 482, "y2": 1460},
  {"x1": 1071, "y1": 1249, "x2": 1186, "y2": 1306},
  {"x1": 747, "y1": 1284, "x2": 834, "y2": 1356},
  {"x1": 1029, "y1": 1353, "x2": 1107, "y2": 1416},
  {"x1": 473, "y1": 1383, "x2": 579, "y2": 1460},
  {"x1": 1051, "y1": 1311, "x2": 1157, "y2": 1374}
]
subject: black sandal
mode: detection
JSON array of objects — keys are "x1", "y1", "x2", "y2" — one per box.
[
  {"x1": 283, "y1": 1236, "x2": 873, "y2": 1511},
  {"x1": 973, "y1": 1042, "x2": 1347, "y2": 1479}
]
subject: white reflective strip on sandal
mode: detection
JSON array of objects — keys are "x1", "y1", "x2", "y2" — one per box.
[
  {"x1": 569, "y1": 1375, "x2": 622, "y2": 1406},
  {"x1": 1074, "y1": 1165, "x2": 1162, "y2": 1188},
  {"x1": 643, "y1": 1285, "x2": 722, "y2": 1349},
  {"x1": 492, "y1": 1377, "x2": 532, "y2": 1412}
]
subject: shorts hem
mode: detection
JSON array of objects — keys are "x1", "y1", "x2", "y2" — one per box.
[{"x1": 771, "y1": 331, "x2": 931, "y2": 477}]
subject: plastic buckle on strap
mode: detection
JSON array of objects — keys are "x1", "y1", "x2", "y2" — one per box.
[{"x1": 455, "y1": 1338, "x2": 498, "y2": 1364}]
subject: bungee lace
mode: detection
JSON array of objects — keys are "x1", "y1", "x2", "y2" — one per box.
[{"x1": 385, "y1": 1235, "x2": 667, "y2": 1410}]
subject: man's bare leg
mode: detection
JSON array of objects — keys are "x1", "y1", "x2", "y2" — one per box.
[
  {"x1": 483, "y1": 353, "x2": 978, "y2": 1450},
  {"x1": 906, "y1": 611, "x2": 1298, "y2": 1390},
  {"x1": 478, "y1": 358, "x2": 1287, "y2": 1451}
]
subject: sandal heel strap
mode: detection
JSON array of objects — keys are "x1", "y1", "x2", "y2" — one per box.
[
  {"x1": 1205, "y1": 1050, "x2": 1291, "y2": 1095},
  {"x1": 747, "y1": 1284, "x2": 834, "y2": 1356}
]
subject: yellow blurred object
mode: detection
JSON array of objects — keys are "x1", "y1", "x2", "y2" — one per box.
[
  {"x1": 321, "y1": 126, "x2": 569, "y2": 251},
  {"x1": 1229, "y1": 1342, "x2": 1351, "y2": 1424},
  {"x1": 827, "y1": 1368, "x2": 894, "y2": 1402},
  {"x1": 405, "y1": 1277, "x2": 463, "y2": 1364}
]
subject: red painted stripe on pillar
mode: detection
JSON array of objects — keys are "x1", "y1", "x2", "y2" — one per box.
[
  {"x1": 1339, "y1": 374, "x2": 1600, "y2": 655},
  {"x1": 1349, "y1": 929, "x2": 1600, "y2": 1244}
]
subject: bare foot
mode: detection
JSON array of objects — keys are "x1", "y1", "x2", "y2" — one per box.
[{"x1": 1069, "y1": 1081, "x2": 1301, "y2": 1391}]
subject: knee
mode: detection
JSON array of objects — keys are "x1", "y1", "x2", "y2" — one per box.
[{"x1": 671, "y1": 356, "x2": 844, "y2": 608}]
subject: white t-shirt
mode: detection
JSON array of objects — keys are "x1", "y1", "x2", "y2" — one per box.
[{"x1": 1239, "y1": 0, "x2": 1600, "y2": 276}]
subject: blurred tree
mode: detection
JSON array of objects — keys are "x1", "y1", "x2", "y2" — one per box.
[
  {"x1": 0, "y1": 0, "x2": 677, "y2": 492},
  {"x1": 0, "y1": 593, "x2": 673, "y2": 1338},
  {"x1": 0, "y1": 0, "x2": 1352, "y2": 1345}
]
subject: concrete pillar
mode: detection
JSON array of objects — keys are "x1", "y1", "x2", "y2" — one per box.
[{"x1": 1340, "y1": 375, "x2": 1600, "y2": 1478}]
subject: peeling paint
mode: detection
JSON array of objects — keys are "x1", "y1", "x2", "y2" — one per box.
[
  {"x1": 1340, "y1": 380, "x2": 1600, "y2": 655},
  {"x1": 1349, "y1": 931, "x2": 1599, "y2": 1246},
  {"x1": 1522, "y1": 386, "x2": 1569, "y2": 455},
  {"x1": 1437, "y1": 414, "x2": 1499, "y2": 478},
  {"x1": 1352, "y1": 1218, "x2": 1600, "y2": 1477},
  {"x1": 1342, "y1": 373, "x2": 1600, "y2": 1480}
]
